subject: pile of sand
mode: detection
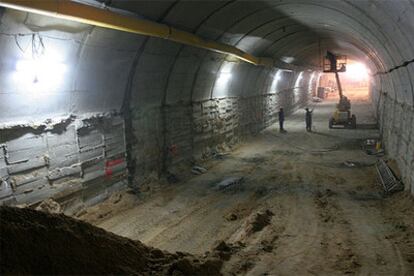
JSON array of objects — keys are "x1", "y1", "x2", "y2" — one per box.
[{"x1": 0, "y1": 206, "x2": 222, "y2": 275}]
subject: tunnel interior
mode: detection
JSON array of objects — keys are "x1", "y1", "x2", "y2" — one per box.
[{"x1": 0, "y1": 0, "x2": 413, "y2": 275}]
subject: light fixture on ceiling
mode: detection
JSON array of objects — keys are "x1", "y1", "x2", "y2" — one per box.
[{"x1": 281, "y1": 56, "x2": 295, "y2": 64}]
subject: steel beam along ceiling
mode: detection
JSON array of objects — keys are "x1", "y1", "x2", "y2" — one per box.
[{"x1": 0, "y1": 0, "x2": 273, "y2": 66}]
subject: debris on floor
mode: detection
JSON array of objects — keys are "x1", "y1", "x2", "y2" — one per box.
[
  {"x1": 215, "y1": 176, "x2": 244, "y2": 191},
  {"x1": 192, "y1": 165, "x2": 208, "y2": 175},
  {"x1": 0, "y1": 206, "x2": 223, "y2": 276},
  {"x1": 213, "y1": 144, "x2": 232, "y2": 160},
  {"x1": 342, "y1": 160, "x2": 375, "y2": 168},
  {"x1": 362, "y1": 138, "x2": 384, "y2": 156},
  {"x1": 212, "y1": 152, "x2": 229, "y2": 160},
  {"x1": 35, "y1": 198, "x2": 62, "y2": 214},
  {"x1": 343, "y1": 160, "x2": 356, "y2": 168},
  {"x1": 366, "y1": 148, "x2": 385, "y2": 156}
]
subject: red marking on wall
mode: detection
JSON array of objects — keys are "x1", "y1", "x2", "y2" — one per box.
[
  {"x1": 105, "y1": 158, "x2": 124, "y2": 178},
  {"x1": 106, "y1": 159, "x2": 124, "y2": 167},
  {"x1": 105, "y1": 168, "x2": 113, "y2": 177}
]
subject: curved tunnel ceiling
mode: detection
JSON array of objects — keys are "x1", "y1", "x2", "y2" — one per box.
[
  {"x1": 0, "y1": 0, "x2": 413, "y2": 123},
  {"x1": 101, "y1": 0, "x2": 413, "y2": 72}
]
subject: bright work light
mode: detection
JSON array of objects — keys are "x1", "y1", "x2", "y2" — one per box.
[{"x1": 15, "y1": 57, "x2": 67, "y2": 91}]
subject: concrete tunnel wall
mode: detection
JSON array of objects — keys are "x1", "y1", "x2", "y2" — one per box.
[{"x1": 0, "y1": 0, "x2": 413, "y2": 210}]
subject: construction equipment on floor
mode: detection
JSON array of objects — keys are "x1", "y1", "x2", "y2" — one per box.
[
  {"x1": 323, "y1": 51, "x2": 357, "y2": 129},
  {"x1": 376, "y1": 159, "x2": 403, "y2": 194}
]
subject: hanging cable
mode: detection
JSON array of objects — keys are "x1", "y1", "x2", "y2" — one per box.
[
  {"x1": 31, "y1": 33, "x2": 45, "y2": 60},
  {"x1": 13, "y1": 34, "x2": 29, "y2": 53}
]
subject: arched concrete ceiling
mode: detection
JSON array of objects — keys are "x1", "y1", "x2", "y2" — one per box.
[
  {"x1": 113, "y1": 0, "x2": 413, "y2": 103},
  {"x1": 0, "y1": 0, "x2": 413, "y2": 123},
  {"x1": 102, "y1": 0, "x2": 413, "y2": 70}
]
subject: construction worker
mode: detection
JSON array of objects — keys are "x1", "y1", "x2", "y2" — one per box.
[
  {"x1": 278, "y1": 108, "x2": 286, "y2": 133},
  {"x1": 305, "y1": 108, "x2": 313, "y2": 132}
]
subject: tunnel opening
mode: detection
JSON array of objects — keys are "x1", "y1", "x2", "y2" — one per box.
[
  {"x1": 319, "y1": 59, "x2": 371, "y2": 102},
  {"x1": 0, "y1": 0, "x2": 413, "y2": 275}
]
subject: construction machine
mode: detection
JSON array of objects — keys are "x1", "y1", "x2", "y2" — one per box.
[{"x1": 324, "y1": 51, "x2": 357, "y2": 129}]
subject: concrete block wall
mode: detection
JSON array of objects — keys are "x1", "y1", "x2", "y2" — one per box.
[
  {"x1": 0, "y1": 115, "x2": 127, "y2": 212},
  {"x1": 241, "y1": 94, "x2": 286, "y2": 134},
  {"x1": 193, "y1": 97, "x2": 241, "y2": 159},
  {"x1": 192, "y1": 95, "x2": 279, "y2": 161},
  {"x1": 376, "y1": 93, "x2": 414, "y2": 194},
  {"x1": 127, "y1": 67, "x2": 314, "y2": 187}
]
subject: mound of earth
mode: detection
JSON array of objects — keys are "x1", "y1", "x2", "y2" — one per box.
[{"x1": 0, "y1": 206, "x2": 222, "y2": 275}]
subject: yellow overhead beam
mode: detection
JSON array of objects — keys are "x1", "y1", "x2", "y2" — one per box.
[{"x1": 0, "y1": 0, "x2": 273, "y2": 66}]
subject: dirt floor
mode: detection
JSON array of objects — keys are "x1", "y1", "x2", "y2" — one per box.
[{"x1": 80, "y1": 99, "x2": 414, "y2": 275}]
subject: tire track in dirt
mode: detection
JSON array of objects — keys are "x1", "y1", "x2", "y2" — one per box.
[
  {"x1": 311, "y1": 189, "x2": 361, "y2": 275},
  {"x1": 338, "y1": 195, "x2": 408, "y2": 275}
]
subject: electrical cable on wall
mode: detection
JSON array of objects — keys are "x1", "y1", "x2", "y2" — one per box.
[
  {"x1": 0, "y1": 31, "x2": 138, "y2": 53},
  {"x1": 1, "y1": 32, "x2": 45, "y2": 57},
  {"x1": 374, "y1": 58, "x2": 414, "y2": 76},
  {"x1": 14, "y1": 34, "x2": 29, "y2": 53},
  {"x1": 31, "y1": 33, "x2": 45, "y2": 60}
]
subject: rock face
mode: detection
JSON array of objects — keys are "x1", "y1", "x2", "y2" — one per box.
[{"x1": 0, "y1": 206, "x2": 222, "y2": 275}]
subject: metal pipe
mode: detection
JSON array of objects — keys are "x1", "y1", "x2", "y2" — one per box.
[{"x1": 0, "y1": 0, "x2": 271, "y2": 66}]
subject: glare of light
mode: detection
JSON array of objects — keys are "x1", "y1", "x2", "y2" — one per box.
[
  {"x1": 345, "y1": 63, "x2": 369, "y2": 81},
  {"x1": 308, "y1": 72, "x2": 316, "y2": 94},
  {"x1": 270, "y1": 70, "x2": 282, "y2": 92},
  {"x1": 293, "y1": 71, "x2": 304, "y2": 103},
  {"x1": 215, "y1": 62, "x2": 235, "y2": 89},
  {"x1": 14, "y1": 57, "x2": 67, "y2": 93},
  {"x1": 274, "y1": 70, "x2": 282, "y2": 82},
  {"x1": 217, "y1": 72, "x2": 232, "y2": 85},
  {"x1": 294, "y1": 71, "x2": 304, "y2": 87},
  {"x1": 281, "y1": 56, "x2": 295, "y2": 64}
]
